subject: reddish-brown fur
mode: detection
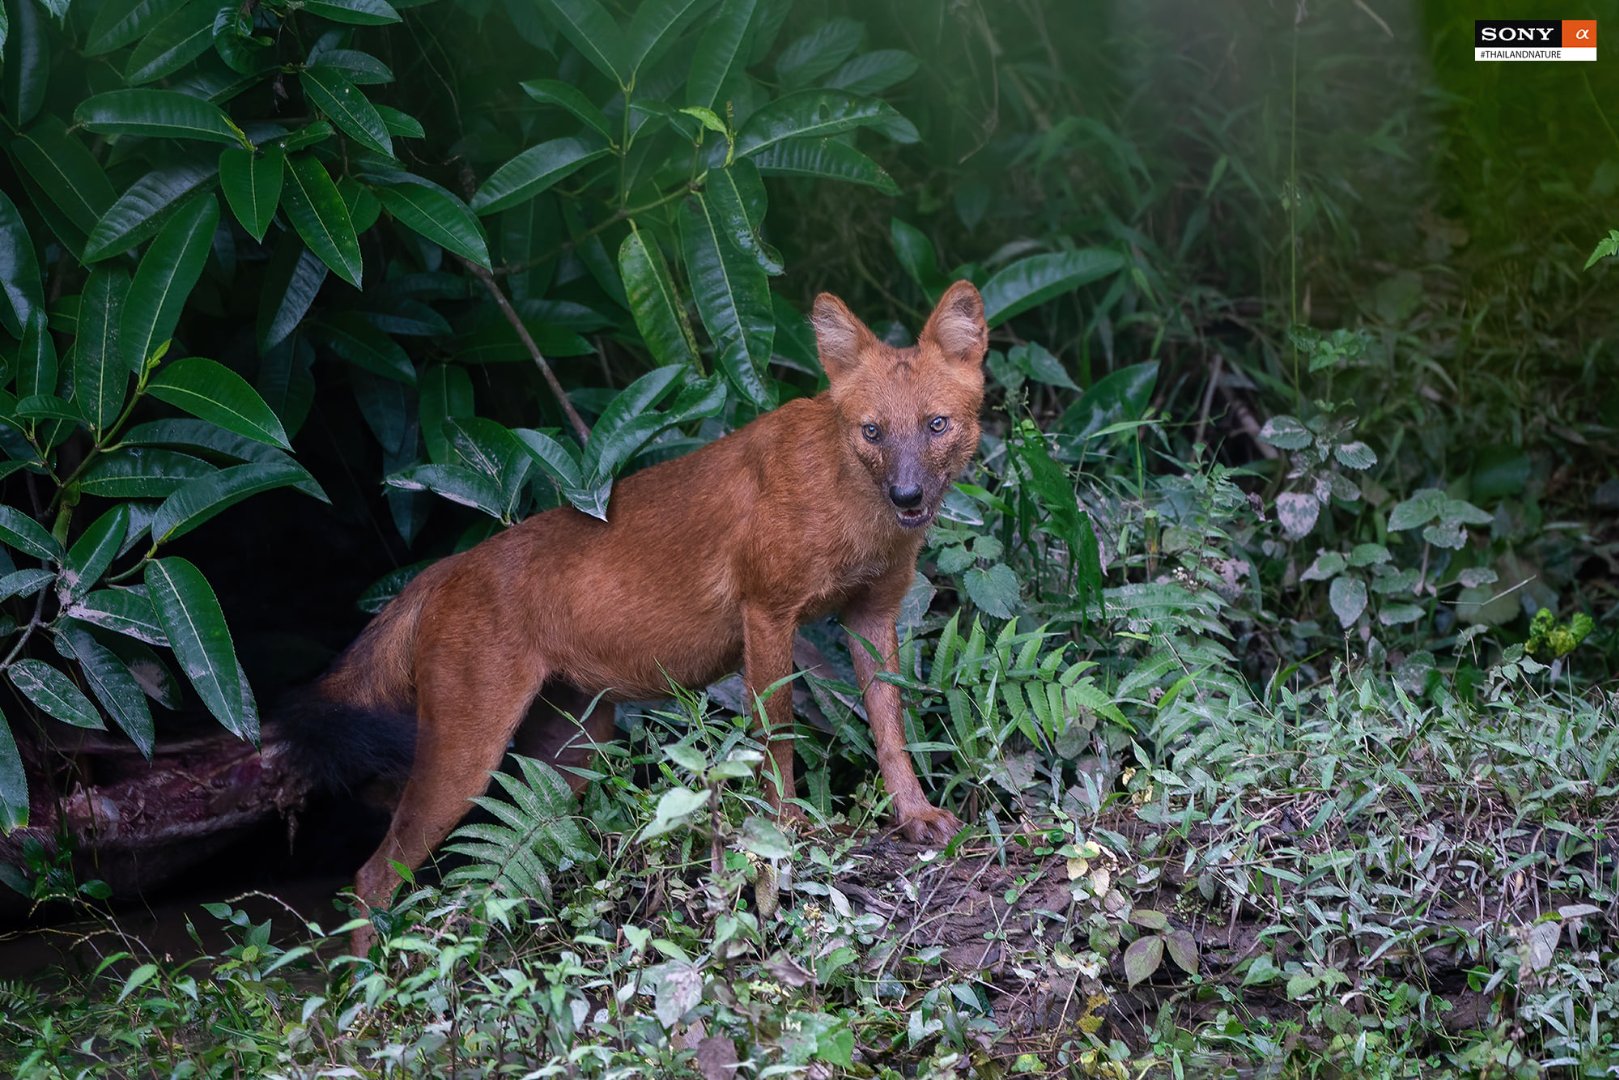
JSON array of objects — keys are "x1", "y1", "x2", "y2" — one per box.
[{"x1": 310, "y1": 281, "x2": 989, "y2": 945}]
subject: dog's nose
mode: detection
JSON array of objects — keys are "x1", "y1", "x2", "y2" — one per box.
[{"x1": 889, "y1": 483, "x2": 924, "y2": 509}]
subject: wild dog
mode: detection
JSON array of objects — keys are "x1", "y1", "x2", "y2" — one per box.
[{"x1": 284, "y1": 281, "x2": 989, "y2": 946}]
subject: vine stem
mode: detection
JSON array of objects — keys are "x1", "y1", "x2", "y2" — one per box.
[{"x1": 459, "y1": 257, "x2": 592, "y2": 446}]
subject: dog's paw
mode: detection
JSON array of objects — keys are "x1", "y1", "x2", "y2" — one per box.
[{"x1": 894, "y1": 804, "x2": 964, "y2": 846}]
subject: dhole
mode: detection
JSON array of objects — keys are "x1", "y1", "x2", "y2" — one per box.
[{"x1": 285, "y1": 281, "x2": 988, "y2": 945}]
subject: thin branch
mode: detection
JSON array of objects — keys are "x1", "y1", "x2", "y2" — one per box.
[{"x1": 460, "y1": 257, "x2": 592, "y2": 446}]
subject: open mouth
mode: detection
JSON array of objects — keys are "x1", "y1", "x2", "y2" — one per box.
[{"x1": 895, "y1": 506, "x2": 934, "y2": 529}]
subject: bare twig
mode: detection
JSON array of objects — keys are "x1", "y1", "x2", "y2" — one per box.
[{"x1": 460, "y1": 257, "x2": 592, "y2": 446}]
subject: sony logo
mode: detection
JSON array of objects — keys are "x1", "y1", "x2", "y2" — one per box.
[{"x1": 1479, "y1": 26, "x2": 1557, "y2": 43}]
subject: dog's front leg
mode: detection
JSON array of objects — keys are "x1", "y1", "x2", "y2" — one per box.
[
  {"x1": 743, "y1": 604, "x2": 800, "y2": 817},
  {"x1": 845, "y1": 586, "x2": 963, "y2": 845}
]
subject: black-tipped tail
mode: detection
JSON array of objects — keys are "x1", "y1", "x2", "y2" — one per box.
[{"x1": 274, "y1": 688, "x2": 416, "y2": 793}]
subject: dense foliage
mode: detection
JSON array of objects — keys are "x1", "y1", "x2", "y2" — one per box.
[{"x1": 0, "y1": 0, "x2": 1615, "y2": 1075}]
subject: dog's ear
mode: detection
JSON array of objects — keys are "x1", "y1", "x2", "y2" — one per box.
[
  {"x1": 812, "y1": 292, "x2": 879, "y2": 382},
  {"x1": 920, "y1": 281, "x2": 988, "y2": 366}
]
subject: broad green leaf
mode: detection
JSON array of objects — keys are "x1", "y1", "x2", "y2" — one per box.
[
  {"x1": 384, "y1": 463, "x2": 505, "y2": 518},
  {"x1": 124, "y1": 0, "x2": 214, "y2": 85},
  {"x1": 519, "y1": 79, "x2": 612, "y2": 140},
  {"x1": 773, "y1": 17, "x2": 862, "y2": 88},
  {"x1": 10, "y1": 117, "x2": 118, "y2": 238},
  {"x1": 618, "y1": 227, "x2": 697, "y2": 368},
  {"x1": 419, "y1": 364, "x2": 474, "y2": 464},
  {"x1": 146, "y1": 356, "x2": 291, "y2": 449},
  {"x1": 300, "y1": 0, "x2": 400, "y2": 24},
  {"x1": 68, "y1": 278, "x2": 128, "y2": 433},
  {"x1": 86, "y1": 0, "x2": 186, "y2": 54},
  {"x1": 17, "y1": 309, "x2": 57, "y2": 400},
  {"x1": 15, "y1": 394, "x2": 82, "y2": 423},
  {"x1": 120, "y1": 194, "x2": 220, "y2": 376},
  {"x1": 540, "y1": 0, "x2": 628, "y2": 87},
  {"x1": 218, "y1": 145, "x2": 283, "y2": 243},
  {"x1": 9, "y1": 659, "x2": 103, "y2": 729},
  {"x1": 145, "y1": 557, "x2": 251, "y2": 738},
  {"x1": 338, "y1": 175, "x2": 381, "y2": 233},
  {"x1": 1329, "y1": 575, "x2": 1368, "y2": 628},
  {"x1": 705, "y1": 161, "x2": 782, "y2": 274},
  {"x1": 750, "y1": 138, "x2": 897, "y2": 195},
  {"x1": 512, "y1": 428, "x2": 584, "y2": 489},
  {"x1": 0, "y1": 707, "x2": 27, "y2": 831},
  {"x1": 375, "y1": 104, "x2": 424, "y2": 139},
  {"x1": 1300, "y1": 551, "x2": 1347, "y2": 582},
  {"x1": 76, "y1": 447, "x2": 216, "y2": 498},
  {"x1": 283, "y1": 154, "x2": 363, "y2": 286},
  {"x1": 301, "y1": 66, "x2": 393, "y2": 157},
  {"x1": 256, "y1": 235, "x2": 327, "y2": 353},
  {"x1": 84, "y1": 159, "x2": 218, "y2": 262},
  {"x1": 641, "y1": 785, "x2": 709, "y2": 840},
  {"x1": 890, "y1": 218, "x2": 946, "y2": 298},
  {"x1": 375, "y1": 184, "x2": 489, "y2": 268},
  {"x1": 0, "y1": 505, "x2": 63, "y2": 563},
  {"x1": 120, "y1": 418, "x2": 284, "y2": 465},
  {"x1": 63, "y1": 504, "x2": 130, "y2": 603},
  {"x1": 1123, "y1": 935, "x2": 1164, "y2": 990},
  {"x1": 1276, "y1": 491, "x2": 1319, "y2": 540},
  {"x1": 0, "y1": 189, "x2": 43, "y2": 337},
  {"x1": 981, "y1": 249, "x2": 1126, "y2": 326},
  {"x1": 68, "y1": 587, "x2": 168, "y2": 645},
  {"x1": 687, "y1": 0, "x2": 755, "y2": 110},
  {"x1": 76, "y1": 89, "x2": 245, "y2": 146},
  {"x1": 305, "y1": 46, "x2": 393, "y2": 84},
  {"x1": 625, "y1": 0, "x2": 714, "y2": 75},
  {"x1": 470, "y1": 135, "x2": 609, "y2": 217},
  {"x1": 313, "y1": 313, "x2": 414, "y2": 383},
  {"x1": 680, "y1": 193, "x2": 774, "y2": 408},
  {"x1": 826, "y1": 49, "x2": 918, "y2": 95},
  {"x1": 0, "y1": 568, "x2": 54, "y2": 602},
  {"x1": 1387, "y1": 488, "x2": 1445, "y2": 531},
  {"x1": 63, "y1": 624, "x2": 155, "y2": 758},
  {"x1": 1257, "y1": 414, "x2": 1312, "y2": 451},
  {"x1": 1, "y1": 0, "x2": 48, "y2": 126},
  {"x1": 735, "y1": 90, "x2": 910, "y2": 157},
  {"x1": 964, "y1": 563, "x2": 1019, "y2": 619},
  {"x1": 1008, "y1": 342, "x2": 1078, "y2": 391},
  {"x1": 151, "y1": 461, "x2": 320, "y2": 543}
]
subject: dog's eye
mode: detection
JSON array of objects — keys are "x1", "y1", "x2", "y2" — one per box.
[
  {"x1": 928, "y1": 415, "x2": 949, "y2": 434},
  {"x1": 861, "y1": 423, "x2": 882, "y2": 442}
]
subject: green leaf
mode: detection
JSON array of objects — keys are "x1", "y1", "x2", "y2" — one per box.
[
  {"x1": 120, "y1": 194, "x2": 219, "y2": 378},
  {"x1": 470, "y1": 136, "x2": 609, "y2": 217},
  {"x1": 1, "y1": 0, "x2": 48, "y2": 127},
  {"x1": 299, "y1": 0, "x2": 400, "y2": 25},
  {"x1": 256, "y1": 235, "x2": 327, "y2": 353},
  {"x1": 384, "y1": 463, "x2": 505, "y2": 518},
  {"x1": 680, "y1": 193, "x2": 774, "y2": 408},
  {"x1": 1299, "y1": 551, "x2": 1346, "y2": 582},
  {"x1": 540, "y1": 0, "x2": 629, "y2": 87},
  {"x1": 518, "y1": 79, "x2": 612, "y2": 140},
  {"x1": 774, "y1": 17, "x2": 862, "y2": 87},
  {"x1": 17, "y1": 308, "x2": 56, "y2": 400},
  {"x1": 0, "y1": 706, "x2": 28, "y2": 831},
  {"x1": 15, "y1": 394, "x2": 82, "y2": 423},
  {"x1": 1387, "y1": 488, "x2": 1445, "y2": 531},
  {"x1": 640, "y1": 785, "x2": 708, "y2": 840},
  {"x1": 618, "y1": 226, "x2": 697, "y2": 369},
  {"x1": 282, "y1": 154, "x2": 363, "y2": 287},
  {"x1": 826, "y1": 49, "x2": 918, "y2": 95},
  {"x1": 301, "y1": 66, "x2": 393, "y2": 157},
  {"x1": 77, "y1": 447, "x2": 215, "y2": 498},
  {"x1": 76, "y1": 89, "x2": 245, "y2": 146},
  {"x1": 1123, "y1": 934, "x2": 1164, "y2": 990},
  {"x1": 218, "y1": 145, "x2": 283, "y2": 243},
  {"x1": 375, "y1": 104, "x2": 424, "y2": 139},
  {"x1": 0, "y1": 568, "x2": 54, "y2": 602},
  {"x1": 71, "y1": 271, "x2": 130, "y2": 436},
  {"x1": 686, "y1": 0, "x2": 755, "y2": 111},
  {"x1": 1334, "y1": 440, "x2": 1377, "y2": 470},
  {"x1": 1008, "y1": 342, "x2": 1078, "y2": 390},
  {"x1": 750, "y1": 138, "x2": 897, "y2": 195},
  {"x1": 890, "y1": 218, "x2": 946, "y2": 298},
  {"x1": 68, "y1": 587, "x2": 168, "y2": 645},
  {"x1": 10, "y1": 117, "x2": 118, "y2": 239},
  {"x1": 1275, "y1": 491, "x2": 1319, "y2": 540},
  {"x1": 418, "y1": 364, "x2": 473, "y2": 464},
  {"x1": 84, "y1": 160, "x2": 218, "y2": 262},
  {"x1": 963, "y1": 563, "x2": 1019, "y2": 619},
  {"x1": 145, "y1": 557, "x2": 251, "y2": 739},
  {"x1": 146, "y1": 356, "x2": 291, "y2": 449},
  {"x1": 63, "y1": 505, "x2": 130, "y2": 603},
  {"x1": 86, "y1": 0, "x2": 186, "y2": 54},
  {"x1": 63, "y1": 624, "x2": 155, "y2": 758},
  {"x1": 0, "y1": 505, "x2": 63, "y2": 563},
  {"x1": 120, "y1": 418, "x2": 282, "y2": 464},
  {"x1": 1257, "y1": 415, "x2": 1312, "y2": 451},
  {"x1": 124, "y1": 0, "x2": 215, "y2": 85},
  {"x1": 625, "y1": 0, "x2": 714, "y2": 76},
  {"x1": 512, "y1": 428, "x2": 584, "y2": 489},
  {"x1": 375, "y1": 184, "x2": 489, "y2": 268},
  {"x1": 9, "y1": 660, "x2": 103, "y2": 729},
  {"x1": 981, "y1": 249, "x2": 1126, "y2": 326},
  {"x1": 736, "y1": 90, "x2": 911, "y2": 157},
  {"x1": 313, "y1": 313, "x2": 414, "y2": 383},
  {"x1": 0, "y1": 189, "x2": 43, "y2": 337},
  {"x1": 705, "y1": 160, "x2": 782, "y2": 274},
  {"x1": 1329, "y1": 575, "x2": 1368, "y2": 629},
  {"x1": 306, "y1": 46, "x2": 393, "y2": 85},
  {"x1": 152, "y1": 461, "x2": 321, "y2": 543}
]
